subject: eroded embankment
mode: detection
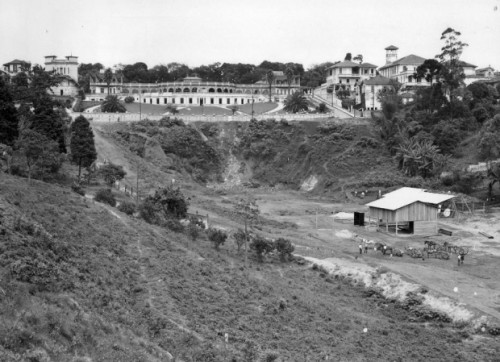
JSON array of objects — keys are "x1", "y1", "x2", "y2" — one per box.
[{"x1": 300, "y1": 255, "x2": 498, "y2": 333}]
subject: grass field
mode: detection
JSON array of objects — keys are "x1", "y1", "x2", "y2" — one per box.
[{"x1": 238, "y1": 102, "x2": 278, "y2": 115}]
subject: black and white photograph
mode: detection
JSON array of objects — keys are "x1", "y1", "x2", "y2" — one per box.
[{"x1": 1, "y1": 0, "x2": 500, "y2": 360}]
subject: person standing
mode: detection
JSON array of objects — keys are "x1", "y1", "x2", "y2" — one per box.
[
  {"x1": 359, "y1": 243, "x2": 363, "y2": 255},
  {"x1": 460, "y1": 254, "x2": 465, "y2": 265},
  {"x1": 458, "y1": 254, "x2": 461, "y2": 266}
]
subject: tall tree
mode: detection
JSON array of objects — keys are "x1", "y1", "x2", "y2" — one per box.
[
  {"x1": 104, "y1": 68, "x2": 114, "y2": 95},
  {"x1": 436, "y1": 28, "x2": 468, "y2": 101},
  {"x1": 284, "y1": 66, "x2": 294, "y2": 95},
  {"x1": 0, "y1": 77, "x2": 19, "y2": 146},
  {"x1": 415, "y1": 59, "x2": 443, "y2": 85},
  {"x1": 70, "y1": 115, "x2": 97, "y2": 180},
  {"x1": 265, "y1": 70, "x2": 275, "y2": 102},
  {"x1": 344, "y1": 53, "x2": 352, "y2": 61},
  {"x1": 16, "y1": 129, "x2": 59, "y2": 184},
  {"x1": 353, "y1": 54, "x2": 363, "y2": 64}
]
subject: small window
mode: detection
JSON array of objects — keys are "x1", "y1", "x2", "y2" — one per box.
[
  {"x1": 227, "y1": 98, "x2": 230, "y2": 104},
  {"x1": 172, "y1": 99, "x2": 175, "y2": 104},
  {"x1": 181, "y1": 98, "x2": 184, "y2": 104},
  {"x1": 347, "y1": 79, "x2": 350, "y2": 83},
  {"x1": 189, "y1": 98, "x2": 193, "y2": 104},
  {"x1": 150, "y1": 98, "x2": 152, "y2": 104},
  {"x1": 210, "y1": 98, "x2": 214, "y2": 104},
  {"x1": 164, "y1": 98, "x2": 167, "y2": 104},
  {"x1": 156, "y1": 98, "x2": 159, "y2": 104},
  {"x1": 219, "y1": 99, "x2": 222, "y2": 104},
  {"x1": 241, "y1": 99, "x2": 244, "y2": 104}
]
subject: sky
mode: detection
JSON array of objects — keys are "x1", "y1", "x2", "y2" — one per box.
[{"x1": 1, "y1": 0, "x2": 500, "y2": 71}]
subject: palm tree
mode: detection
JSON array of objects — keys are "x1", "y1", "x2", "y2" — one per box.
[
  {"x1": 283, "y1": 92, "x2": 309, "y2": 113},
  {"x1": 265, "y1": 70, "x2": 275, "y2": 102},
  {"x1": 104, "y1": 68, "x2": 113, "y2": 95},
  {"x1": 101, "y1": 95, "x2": 126, "y2": 113},
  {"x1": 284, "y1": 66, "x2": 294, "y2": 95}
]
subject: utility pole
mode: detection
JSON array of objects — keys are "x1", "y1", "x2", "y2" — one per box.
[{"x1": 136, "y1": 159, "x2": 140, "y2": 205}]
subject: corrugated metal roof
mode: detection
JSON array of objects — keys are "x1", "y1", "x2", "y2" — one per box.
[{"x1": 366, "y1": 187, "x2": 454, "y2": 210}]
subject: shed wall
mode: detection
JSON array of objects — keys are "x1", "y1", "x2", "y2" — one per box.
[{"x1": 369, "y1": 202, "x2": 437, "y2": 223}]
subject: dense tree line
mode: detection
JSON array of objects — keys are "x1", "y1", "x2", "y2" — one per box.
[{"x1": 78, "y1": 60, "x2": 334, "y2": 88}]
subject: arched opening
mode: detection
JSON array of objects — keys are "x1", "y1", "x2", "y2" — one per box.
[
  {"x1": 122, "y1": 89, "x2": 129, "y2": 94},
  {"x1": 216, "y1": 88, "x2": 222, "y2": 93},
  {"x1": 168, "y1": 88, "x2": 174, "y2": 93},
  {"x1": 223, "y1": 88, "x2": 228, "y2": 93},
  {"x1": 208, "y1": 88, "x2": 215, "y2": 93},
  {"x1": 175, "y1": 88, "x2": 182, "y2": 93},
  {"x1": 132, "y1": 89, "x2": 139, "y2": 94},
  {"x1": 163, "y1": 88, "x2": 167, "y2": 92},
  {"x1": 192, "y1": 88, "x2": 197, "y2": 93},
  {"x1": 183, "y1": 88, "x2": 190, "y2": 93},
  {"x1": 141, "y1": 89, "x2": 147, "y2": 93},
  {"x1": 60, "y1": 89, "x2": 64, "y2": 96},
  {"x1": 229, "y1": 89, "x2": 233, "y2": 93},
  {"x1": 254, "y1": 90, "x2": 259, "y2": 94}
]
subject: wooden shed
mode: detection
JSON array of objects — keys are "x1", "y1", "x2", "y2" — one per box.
[{"x1": 366, "y1": 187, "x2": 455, "y2": 235}]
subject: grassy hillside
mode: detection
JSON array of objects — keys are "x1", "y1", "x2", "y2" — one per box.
[{"x1": 1, "y1": 173, "x2": 500, "y2": 361}]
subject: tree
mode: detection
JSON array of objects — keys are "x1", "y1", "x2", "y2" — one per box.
[
  {"x1": 353, "y1": 54, "x2": 363, "y2": 64},
  {"x1": 284, "y1": 66, "x2": 294, "y2": 95},
  {"x1": 233, "y1": 197, "x2": 260, "y2": 268},
  {"x1": 250, "y1": 234, "x2": 275, "y2": 262},
  {"x1": 265, "y1": 70, "x2": 275, "y2": 102},
  {"x1": 232, "y1": 228, "x2": 246, "y2": 253},
  {"x1": 70, "y1": 115, "x2": 97, "y2": 180},
  {"x1": 344, "y1": 53, "x2": 352, "y2": 61},
  {"x1": 436, "y1": 28, "x2": 468, "y2": 103},
  {"x1": 207, "y1": 228, "x2": 228, "y2": 250},
  {"x1": 98, "y1": 162, "x2": 126, "y2": 186},
  {"x1": 101, "y1": 95, "x2": 126, "y2": 113},
  {"x1": 283, "y1": 92, "x2": 309, "y2": 113},
  {"x1": 275, "y1": 238, "x2": 294, "y2": 262},
  {"x1": 229, "y1": 105, "x2": 239, "y2": 115},
  {"x1": 145, "y1": 186, "x2": 189, "y2": 219},
  {"x1": 415, "y1": 59, "x2": 443, "y2": 85},
  {"x1": 15, "y1": 129, "x2": 59, "y2": 183},
  {"x1": 104, "y1": 68, "x2": 113, "y2": 95},
  {"x1": 0, "y1": 77, "x2": 19, "y2": 146}
]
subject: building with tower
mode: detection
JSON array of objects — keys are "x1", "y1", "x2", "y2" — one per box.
[{"x1": 44, "y1": 55, "x2": 80, "y2": 96}]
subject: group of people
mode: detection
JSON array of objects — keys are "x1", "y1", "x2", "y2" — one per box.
[
  {"x1": 358, "y1": 237, "x2": 369, "y2": 254},
  {"x1": 458, "y1": 254, "x2": 466, "y2": 265}
]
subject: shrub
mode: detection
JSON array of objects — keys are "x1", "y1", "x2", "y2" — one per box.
[
  {"x1": 189, "y1": 215, "x2": 205, "y2": 229},
  {"x1": 165, "y1": 219, "x2": 184, "y2": 233},
  {"x1": 124, "y1": 96, "x2": 135, "y2": 104},
  {"x1": 118, "y1": 200, "x2": 136, "y2": 215},
  {"x1": 186, "y1": 223, "x2": 199, "y2": 241},
  {"x1": 143, "y1": 186, "x2": 189, "y2": 219},
  {"x1": 98, "y1": 163, "x2": 126, "y2": 187},
  {"x1": 316, "y1": 102, "x2": 327, "y2": 113},
  {"x1": 71, "y1": 182, "x2": 85, "y2": 196},
  {"x1": 207, "y1": 228, "x2": 228, "y2": 250},
  {"x1": 138, "y1": 199, "x2": 157, "y2": 224},
  {"x1": 94, "y1": 189, "x2": 116, "y2": 206},
  {"x1": 233, "y1": 229, "x2": 246, "y2": 252},
  {"x1": 250, "y1": 235, "x2": 275, "y2": 262},
  {"x1": 275, "y1": 238, "x2": 294, "y2": 262}
]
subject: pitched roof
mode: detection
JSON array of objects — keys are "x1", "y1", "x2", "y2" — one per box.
[
  {"x1": 364, "y1": 75, "x2": 392, "y2": 85},
  {"x1": 366, "y1": 187, "x2": 455, "y2": 210},
  {"x1": 328, "y1": 60, "x2": 377, "y2": 69},
  {"x1": 476, "y1": 66, "x2": 494, "y2": 72},
  {"x1": 457, "y1": 60, "x2": 477, "y2": 68},
  {"x1": 385, "y1": 45, "x2": 399, "y2": 50},
  {"x1": 378, "y1": 54, "x2": 426, "y2": 70},
  {"x1": 3, "y1": 59, "x2": 30, "y2": 66}
]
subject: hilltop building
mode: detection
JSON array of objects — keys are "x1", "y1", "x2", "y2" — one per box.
[
  {"x1": 2, "y1": 59, "x2": 31, "y2": 77},
  {"x1": 44, "y1": 55, "x2": 80, "y2": 96},
  {"x1": 378, "y1": 46, "x2": 428, "y2": 90}
]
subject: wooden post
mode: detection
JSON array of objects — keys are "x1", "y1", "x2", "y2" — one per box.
[
  {"x1": 395, "y1": 219, "x2": 398, "y2": 235},
  {"x1": 207, "y1": 213, "x2": 209, "y2": 228}
]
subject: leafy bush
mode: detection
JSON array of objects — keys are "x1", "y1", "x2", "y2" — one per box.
[
  {"x1": 165, "y1": 219, "x2": 184, "y2": 233},
  {"x1": 250, "y1": 235, "x2": 275, "y2": 262},
  {"x1": 316, "y1": 102, "x2": 327, "y2": 113},
  {"x1": 118, "y1": 200, "x2": 136, "y2": 215},
  {"x1": 186, "y1": 223, "x2": 199, "y2": 241},
  {"x1": 233, "y1": 228, "x2": 246, "y2": 252},
  {"x1": 450, "y1": 172, "x2": 482, "y2": 194},
  {"x1": 71, "y1": 182, "x2": 85, "y2": 196},
  {"x1": 138, "y1": 199, "x2": 157, "y2": 224},
  {"x1": 207, "y1": 228, "x2": 228, "y2": 250},
  {"x1": 124, "y1": 96, "x2": 135, "y2": 104},
  {"x1": 189, "y1": 215, "x2": 205, "y2": 229},
  {"x1": 94, "y1": 188, "x2": 116, "y2": 207},
  {"x1": 98, "y1": 163, "x2": 126, "y2": 187},
  {"x1": 144, "y1": 186, "x2": 189, "y2": 219},
  {"x1": 158, "y1": 117, "x2": 185, "y2": 128},
  {"x1": 275, "y1": 238, "x2": 294, "y2": 262}
]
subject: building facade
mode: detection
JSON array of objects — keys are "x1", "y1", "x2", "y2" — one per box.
[
  {"x1": 2, "y1": 59, "x2": 31, "y2": 76},
  {"x1": 44, "y1": 55, "x2": 80, "y2": 96},
  {"x1": 326, "y1": 60, "x2": 377, "y2": 91},
  {"x1": 362, "y1": 75, "x2": 394, "y2": 111}
]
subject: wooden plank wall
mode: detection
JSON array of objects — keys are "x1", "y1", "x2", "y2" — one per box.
[{"x1": 369, "y1": 202, "x2": 438, "y2": 223}]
